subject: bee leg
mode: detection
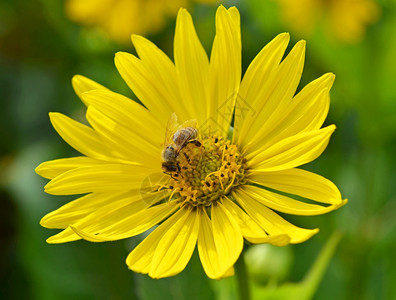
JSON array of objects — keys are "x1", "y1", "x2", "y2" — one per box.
[
  {"x1": 163, "y1": 171, "x2": 179, "y2": 181},
  {"x1": 183, "y1": 152, "x2": 191, "y2": 164},
  {"x1": 189, "y1": 139, "x2": 204, "y2": 149},
  {"x1": 177, "y1": 163, "x2": 185, "y2": 178},
  {"x1": 197, "y1": 141, "x2": 203, "y2": 147},
  {"x1": 192, "y1": 140, "x2": 201, "y2": 147}
]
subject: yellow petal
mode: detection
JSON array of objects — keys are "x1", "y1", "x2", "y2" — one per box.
[
  {"x1": 254, "y1": 234, "x2": 291, "y2": 247},
  {"x1": 40, "y1": 191, "x2": 127, "y2": 228},
  {"x1": 233, "y1": 189, "x2": 319, "y2": 244},
  {"x1": 114, "y1": 51, "x2": 174, "y2": 126},
  {"x1": 222, "y1": 267, "x2": 235, "y2": 278},
  {"x1": 44, "y1": 163, "x2": 151, "y2": 195},
  {"x1": 49, "y1": 112, "x2": 113, "y2": 160},
  {"x1": 86, "y1": 106, "x2": 160, "y2": 168},
  {"x1": 247, "y1": 125, "x2": 336, "y2": 171},
  {"x1": 71, "y1": 75, "x2": 108, "y2": 106},
  {"x1": 72, "y1": 201, "x2": 178, "y2": 242},
  {"x1": 82, "y1": 89, "x2": 163, "y2": 145},
  {"x1": 208, "y1": 5, "x2": 241, "y2": 138},
  {"x1": 174, "y1": 8, "x2": 209, "y2": 125},
  {"x1": 222, "y1": 196, "x2": 291, "y2": 246},
  {"x1": 283, "y1": 73, "x2": 334, "y2": 133},
  {"x1": 241, "y1": 185, "x2": 343, "y2": 216},
  {"x1": 227, "y1": 7, "x2": 241, "y2": 39},
  {"x1": 234, "y1": 33, "x2": 290, "y2": 144},
  {"x1": 237, "y1": 40, "x2": 306, "y2": 150},
  {"x1": 197, "y1": 209, "x2": 227, "y2": 279},
  {"x1": 248, "y1": 168, "x2": 347, "y2": 207},
  {"x1": 131, "y1": 35, "x2": 190, "y2": 122},
  {"x1": 211, "y1": 201, "x2": 243, "y2": 276},
  {"x1": 46, "y1": 191, "x2": 169, "y2": 243},
  {"x1": 126, "y1": 208, "x2": 186, "y2": 275},
  {"x1": 48, "y1": 192, "x2": 145, "y2": 232},
  {"x1": 222, "y1": 196, "x2": 267, "y2": 242},
  {"x1": 46, "y1": 227, "x2": 80, "y2": 243},
  {"x1": 241, "y1": 73, "x2": 334, "y2": 151},
  {"x1": 149, "y1": 207, "x2": 199, "y2": 278},
  {"x1": 35, "y1": 156, "x2": 104, "y2": 179}
]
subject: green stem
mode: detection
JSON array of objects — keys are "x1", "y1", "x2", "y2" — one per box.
[
  {"x1": 235, "y1": 250, "x2": 251, "y2": 300},
  {"x1": 299, "y1": 231, "x2": 343, "y2": 299}
]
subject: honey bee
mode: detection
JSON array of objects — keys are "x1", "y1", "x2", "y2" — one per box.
[{"x1": 161, "y1": 113, "x2": 199, "y2": 173}]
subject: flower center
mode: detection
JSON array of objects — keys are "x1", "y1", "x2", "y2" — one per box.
[{"x1": 166, "y1": 136, "x2": 247, "y2": 207}]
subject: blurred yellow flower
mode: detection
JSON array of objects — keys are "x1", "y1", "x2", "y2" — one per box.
[
  {"x1": 65, "y1": 0, "x2": 219, "y2": 43},
  {"x1": 276, "y1": 0, "x2": 381, "y2": 43},
  {"x1": 37, "y1": 6, "x2": 346, "y2": 279}
]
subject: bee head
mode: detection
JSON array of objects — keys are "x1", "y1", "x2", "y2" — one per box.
[{"x1": 162, "y1": 161, "x2": 178, "y2": 172}]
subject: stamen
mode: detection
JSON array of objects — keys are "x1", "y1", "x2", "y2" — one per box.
[
  {"x1": 205, "y1": 171, "x2": 218, "y2": 182},
  {"x1": 168, "y1": 187, "x2": 179, "y2": 202},
  {"x1": 221, "y1": 144, "x2": 226, "y2": 161},
  {"x1": 218, "y1": 173, "x2": 224, "y2": 190},
  {"x1": 225, "y1": 172, "x2": 236, "y2": 193}
]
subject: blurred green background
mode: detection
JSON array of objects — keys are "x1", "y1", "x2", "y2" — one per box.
[{"x1": 1, "y1": 0, "x2": 395, "y2": 299}]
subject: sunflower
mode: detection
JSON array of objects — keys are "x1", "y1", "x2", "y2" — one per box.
[
  {"x1": 36, "y1": 6, "x2": 347, "y2": 279},
  {"x1": 65, "y1": 0, "x2": 218, "y2": 44},
  {"x1": 275, "y1": 0, "x2": 381, "y2": 43}
]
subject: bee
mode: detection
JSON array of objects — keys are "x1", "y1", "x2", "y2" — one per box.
[
  {"x1": 161, "y1": 145, "x2": 179, "y2": 173},
  {"x1": 161, "y1": 113, "x2": 199, "y2": 173}
]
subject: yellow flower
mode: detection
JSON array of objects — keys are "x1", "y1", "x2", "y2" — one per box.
[
  {"x1": 36, "y1": 6, "x2": 347, "y2": 279},
  {"x1": 276, "y1": 0, "x2": 381, "y2": 43},
  {"x1": 65, "y1": 0, "x2": 218, "y2": 44}
]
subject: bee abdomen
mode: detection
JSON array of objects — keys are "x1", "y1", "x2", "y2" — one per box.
[{"x1": 173, "y1": 127, "x2": 198, "y2": 144}]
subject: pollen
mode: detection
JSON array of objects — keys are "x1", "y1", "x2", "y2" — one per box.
[{"x1": 166, "y1": 137, "x2": 247, "y2": 207}]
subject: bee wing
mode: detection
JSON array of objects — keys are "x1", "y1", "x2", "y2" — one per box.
[
  {"x1": 174, "y1": 118, "x2": 198, "y2": 151},
  {"x1": 164, "y1": 113, "x2": 179, "y2": 146},
  {"x1": 177, "y1": 118, "x2": 197, "y2": 131}
]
